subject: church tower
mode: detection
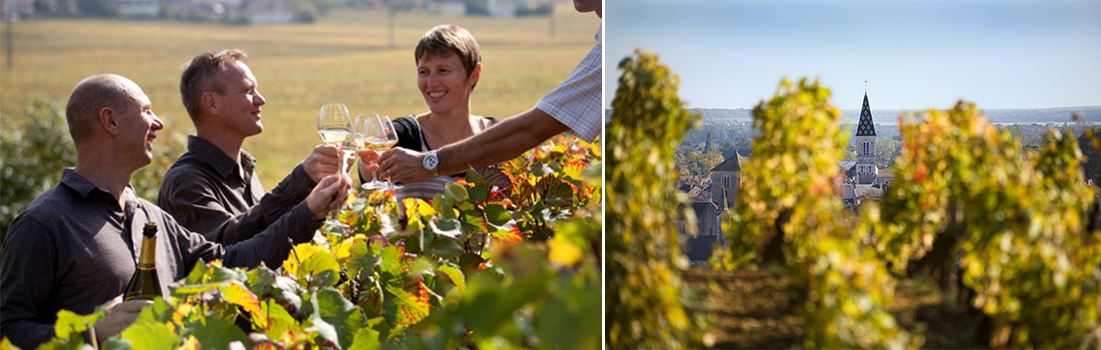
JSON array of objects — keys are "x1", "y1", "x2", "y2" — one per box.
[{"x1": 854, "y1": 92, "x2": 878, "y2": 185}]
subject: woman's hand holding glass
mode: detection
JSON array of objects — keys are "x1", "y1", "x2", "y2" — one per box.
[{"x1": 356, "y1": 115, "x2": 399, "y2": 191}]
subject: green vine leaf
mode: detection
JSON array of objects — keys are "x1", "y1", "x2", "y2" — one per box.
[{"x1": 318, "y1": 288, "x2": 366, "y2": 349}]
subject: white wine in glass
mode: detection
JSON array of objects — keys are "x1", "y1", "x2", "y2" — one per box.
[
  {"x1": 356, "y1": 114, "x2": 391, "y2": 190},
  {"x1": 370, "y1": 116, "x2": 400, "y2": 191},
  {"x1": 317, "y1": 103, "x2": 354, "y2": 176},
  {"x1": 316, "y1": 102, "x2": 352, "y2": 229}
]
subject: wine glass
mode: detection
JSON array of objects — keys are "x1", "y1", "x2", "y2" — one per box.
[
  {"x1": 317, "y1": 103, "x2": 355, "y2": 176},
  {"x1": 356, "y1": 114, "x2": 389, "y2": 190},
  {"x1": 371, "y1": 116, "x2": 400, "y2": 192},
  {"x1": 316, "y1": 103, "x2": 352, "y2": 229}
]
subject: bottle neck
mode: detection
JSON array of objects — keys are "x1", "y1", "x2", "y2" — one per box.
[{"x1": 137, "y1": 235, "x2": 157, "y2": 270}]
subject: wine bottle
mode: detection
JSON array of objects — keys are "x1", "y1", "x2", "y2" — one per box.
[{"x1": 124, "y1": 222, "x2": 162, "y2": 301}]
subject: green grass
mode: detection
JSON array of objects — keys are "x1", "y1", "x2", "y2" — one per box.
[{"x1": 1, "y1": 6, "x2": 600, "y2": 188}]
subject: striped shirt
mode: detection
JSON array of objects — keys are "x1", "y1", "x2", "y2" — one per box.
[{"x1": 534, "y1": 25, "x2": 602, "y2": 143}]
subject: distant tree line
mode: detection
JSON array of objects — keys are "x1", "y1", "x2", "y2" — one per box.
[
  {"x1": 20, "y1": 0, "x2": 552, "y2": 23},
  {"x1": 679, "y1": 114, "x2": 1100, "y2": 180},
  {"x1": 29, "y1": 0, "x2": 332, "y2": 23},
  {"x1": 1002, "y1": 123, "x2": 1101, "y2": 182},
  {"x1": 691, "y1": 108, "x2": 753, "y2": 124}
]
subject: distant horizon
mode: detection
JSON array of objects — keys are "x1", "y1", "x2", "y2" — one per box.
[
  {"x1": 606, "y1": 105, "x2": 1101, "y2": 111},
  {"x1": 604, "y1": 105, "x2": 1101, "y2": 125},
  {"x1": 605, "y1": 0, "x2": 1101, "y2": 111}
]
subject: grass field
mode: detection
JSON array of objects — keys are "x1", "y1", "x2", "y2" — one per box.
[{"x1": 1, "y1": 5, "x2": 601, "y2": 188}]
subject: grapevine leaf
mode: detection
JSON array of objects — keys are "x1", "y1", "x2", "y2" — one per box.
[
  {"x1": 458, "y1": 252, "x2": 486, "y2": 271},
  {"x1": 183, "y1": 259, "x2": 243, "y2": 285},
  {"x1": 288, "y1": 244, "x2": 340, "y2": 289},
  {"x1": 476, "y1": 167, "x2": 514, "y2": 188},
  {"x1": 345, "y1": 238, "x2": 378, "y2": 281},
  {"x1": 408, "y1": 259, "x2": 434, "y2": 281},
  {"x1": 257, "y1": 300, "x2": 296, "y2": 341},
  {"x1": 99, "y1": 336, "x2": 132, "y2": 350},
  {"x1": 562, "y1": 161, "x2": 586, "y2": 180},
  {"x1": 547, "y1": 234, "x2": 583, "y2": 268},
  {"x1": 490, "y1": 226, "x2": 523, "y2": 244},
  {"x1": 379, "y1": 245, "x2": 407, "y2": 278},
  {"x1": 318, "y1": 288, "x2": 366, "y2": 349},
  {"x1": 460, "y1": 213, "x2": 489, "y2": 234},
  {"x1": 437, "y1": 262, "x2": 466, "y2": 291},
  {"x1": 385, "y1": 281, "x2": 431, "y2": 328},
  {"x1": 172, "y1": 283, "x2": 219, "y2": 296},
  {"x1": 428, "y1": 234, "x2": 462, "y2": 259},
  {"x1": 177, "y1": 336, "x2": 200, "y2": 350},
  {"x1": 53, "y1": 309, "x2": 101, "y2": 340},
  {"x1": 332, "y1": 235, "x2": 367, "y2": 263},
  {"x1": 483, "y1": 204, "x2": 512, "y2": 227},
  {"x1": 307, "y1": 291, "x2": 339, "y2": 347},
  {"x1": 144, "y1": 297, "x2": 175, "y2": 324},
  {"x1": 529, "y1": 163, "x2": 555, "y2": 176},
  {"x1": 244, "y1": 265, "x2": 278, "y2": 298},
  {"x1": 541, "y1": 177, "x2": 576, "y2": 208},
  {"x1": 443, "y1": 183, "x2": 469, "y2": 202},
  {"x1": 120, "y1": 304, "x2": 178, "y2": 350},
  {"x1": 431, "y1": 218, "x2": 461, "y2": 239},
  {"x1": 469, "y1": 185, "x2": 489, "y2": 203},
  {"x1": 400, "y1": 198, "x2": 428, "y2": 232},
  {"x1": 185, "y1": 314, "x2": 248, "y2": 350},
  {"x1": 220, "y1": 282, "x2": 264, "y2": 329},
  {"x1": 348, "y1": 326, "x2": 381, "y2": 350},
  {"x1": 282, "y1": 243, "x2": 317, "y2": 278},
  {"x1": 534, "y1": 294, "x2": 599, "y2": 350},
  {"x1": 202, "y1": 260, "x2": 247, "y2": 285},
  {"x1": 414, "y1": 198, "x2": 437, "y2": 217}
]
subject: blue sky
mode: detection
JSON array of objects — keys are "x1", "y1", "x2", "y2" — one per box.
[{"x1": 604, "y1": 0, "x2": 1101, "y2": 110}]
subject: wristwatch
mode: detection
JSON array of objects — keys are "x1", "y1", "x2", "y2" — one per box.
[{"x1": 423, "y1": 150, "x2": 440, "y2": 178}]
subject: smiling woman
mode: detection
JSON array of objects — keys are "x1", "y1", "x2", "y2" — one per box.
[{"x1": 356, "y1": 24, "x2": 498, "y2": 202}]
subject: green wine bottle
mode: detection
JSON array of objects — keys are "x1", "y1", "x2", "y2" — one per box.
[{"x1": 124, "y1": 222, "x2": 162, "y2": 301}]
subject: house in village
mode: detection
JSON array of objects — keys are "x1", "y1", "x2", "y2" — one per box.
[{"x1": 677, "y1": 154, "x2": 742, "y2": 266}]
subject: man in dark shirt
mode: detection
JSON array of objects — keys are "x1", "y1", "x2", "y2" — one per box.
[
  {"x1": 0, "y1": 73, "x2": 350, "y2": 349},
  {"x1": 158, "y1": 49, "x2": 342, "y2": 244}
]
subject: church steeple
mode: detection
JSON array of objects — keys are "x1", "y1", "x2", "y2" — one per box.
[
  {"x1": 856, "y1": 92, "x2": 876, "y2": 137},
  {"x1": 853, "y1": 90, "x2": 879, "y2": 185}
]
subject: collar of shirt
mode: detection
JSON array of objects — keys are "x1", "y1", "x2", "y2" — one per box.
[
  {"x1": 60, "y1": 167, "x2": 101, "y2": 199},
  {"x1": 59, "y1": 168, "x2": 138, "y2": 246},
  {"x1": 59, "y1": 168, "x2": 134, "y2": 206},
  {"x1": 186, "y1": 135, "x2": 256, "y2": 182}
]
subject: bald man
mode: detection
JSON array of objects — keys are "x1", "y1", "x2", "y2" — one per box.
[{"x1": 0, "y1": 73, "x2": 350, "y2": 349}]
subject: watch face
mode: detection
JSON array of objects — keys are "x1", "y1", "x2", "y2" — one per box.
[{"x1": 424, "y1": 155, "x2": 439, "y2": 169}]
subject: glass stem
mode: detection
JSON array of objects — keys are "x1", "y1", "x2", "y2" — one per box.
[{"x1": 340, "y1": 149, "x2": 352, "y2": 176}]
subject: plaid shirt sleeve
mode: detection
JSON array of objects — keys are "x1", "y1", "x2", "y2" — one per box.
[{"x1": 535, "y1": 25, "x2": 602, "y2": 143}]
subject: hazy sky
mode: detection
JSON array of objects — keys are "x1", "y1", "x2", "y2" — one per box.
[{"x1": 604, "y1": 0, "x2": 1101, "y2": 110}]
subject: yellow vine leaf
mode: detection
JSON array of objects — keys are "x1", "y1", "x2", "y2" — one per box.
[{"x1": 547, "y1": 234, "x2": 582, "y2": 268}]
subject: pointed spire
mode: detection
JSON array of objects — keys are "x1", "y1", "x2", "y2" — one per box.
[{"x1": 856, "y1": 92, "x2": 876, "y2": 137}]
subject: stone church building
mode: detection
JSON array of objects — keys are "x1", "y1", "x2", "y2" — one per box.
[
  {"x1": 843, "y1": 92, "x2": 890, "y2": 208},
  {"x1": 678, "y1": 154, "x2": 742, "y2": 266}
]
